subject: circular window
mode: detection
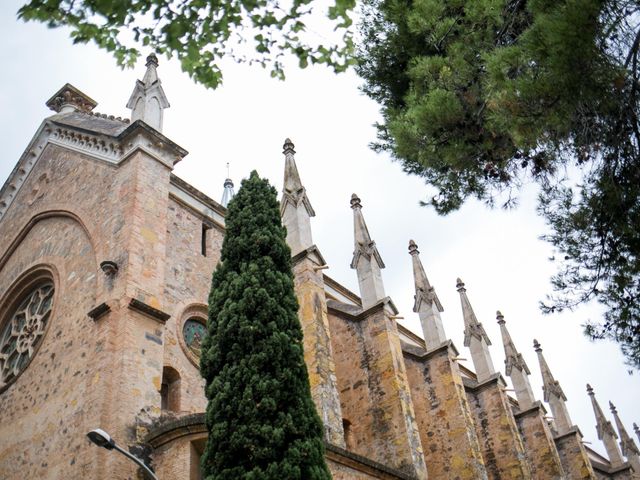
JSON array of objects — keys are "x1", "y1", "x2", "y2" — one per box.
[
  {"x1": 182, "y1": 318, "x2": 206, "y2": 359},
  {"x1": 0, "y1": 282, "x2": 54, "y2": 392}
]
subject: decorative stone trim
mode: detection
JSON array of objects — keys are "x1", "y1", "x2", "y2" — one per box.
[
  {"x1": 0, "y1": 112, "x2": 189, "y2": 227},
  {"x1": 87, "y1": 302, "x2": 111, "y2": 321},
  {"x1": 325, "y1": 442, "x2": 419, "y2": 480},
  {"x1": 146, "y1": 413, "x2": 207, "y2": 449},
  {"x1": 45, "y1": 83, "x2": 97, "y2": 113},
  {"x1": 49, "y1": 127, "x2": 123, "y2": 163},
  {"x1": 128, "y1": 299, "x2": 170, "y2": 323}
]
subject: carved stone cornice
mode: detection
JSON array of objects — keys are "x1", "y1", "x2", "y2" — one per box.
[
  {"x1": 49, "y1": 126, "x2": 123, "y2": 162},
  {"x1": 46, "y1": 83, "x2": 97, "y2": 113}
]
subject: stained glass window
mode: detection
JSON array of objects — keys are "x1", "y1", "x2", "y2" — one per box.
[
  {"x1": 183, "y1": 318, "x2": 206, "y2": 358},
  {"x1": 0, "y1": 282, "x2": 54, "y2": 392}
]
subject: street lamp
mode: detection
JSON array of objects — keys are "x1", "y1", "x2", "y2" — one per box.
[{"x1": 87, "y1": 428, "x2": 158, "y2": 480}]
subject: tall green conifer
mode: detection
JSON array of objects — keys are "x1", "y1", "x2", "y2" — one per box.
[{"x1": 200, "y1": 171, "x2": 332, "y2": 480}]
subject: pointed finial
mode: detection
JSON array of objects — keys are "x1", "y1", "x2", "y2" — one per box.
[
  {"x1": 588, "y1": 383, "x2": 625, "y2": 467},
  {"x1": 408, "y1": 239, "x2": 419, "y2": 255},
  {"x1": 283, "y1": 138, "x2": 295, "y2": 155},
  {"x1": 635, "y1": 423, "x2": 639, "y2": 435},
  {"x1": 146, "y1": 52, "x2": 159, "y2": 68},
  {"x1": 280, "y1": 137, "x2": 314, "y2": 254},
  {"x1": 409, "y1": 237, "x2": 446, "y2": 349},
  {"x1": 457, "y1": 278, "x2": 495, "y2": 381},
  {"x1": 610, "y1": 401, "x2": 617, "y2": 414},
  {"x1": 350, "y1": 193, "x2": 385, "y2": 308},
  {"x1": 126, "y1": 52, "x2": 170, "y2": 131},
  {"x1": 221, "y1": 171, "x2": 235, "y2": 207},
  {"x1": 497, "y1": 310, "x2": 534, "y2": 406},
  {"x1": 533, "y1": 339, "x2": 542, "y2": 352}
]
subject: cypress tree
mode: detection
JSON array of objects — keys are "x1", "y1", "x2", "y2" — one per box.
[{"x1": 200, "y1": 171, "x2": 332, "y2": 480}]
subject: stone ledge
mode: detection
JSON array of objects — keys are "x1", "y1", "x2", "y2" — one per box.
[
  {"x1": 513, "y1": 401, "x2": 546, "y2": 419},
  {"x1": 327, "y1": 296, "x2": 399, "y2": 322},
  {"x1": 325, "y1": 443, "x2": 418, "y2": 480},
  {"x1": 553, "y1": 425, "x2": 584, "y2": 441},
  {"x1": 128, "y1": 298, "x2": 170, "y2": 323},
  {"x1": 401, "y1": 339, "x2": 460, "y2": 361},
  {"x1": 291, "y1": 244, "x2": 327, "y2": 267},
  {"x1": 462, "y1": 372, "x2": 507, "y2": 393},
  {"x1": 87, "y1": 302, "x2": 111, "y2": 321}
]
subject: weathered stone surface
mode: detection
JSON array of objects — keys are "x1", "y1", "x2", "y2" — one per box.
[
  {"x1": 404, "y1": 342, "x2": 488, "y2": 479},
  {"x1": 514, "y1": 402, "x2": 566, "y2": 479},
  {"x1": 555, "y1": 428, "x2": 598, "y2": 479},
  {"x1": 466, "y1": 375, "x2": 533, "y2": 479},
  {"x1": 328, "y1": 300, "x2": 428, "y2": 479},
  {"x1": 292, "y1": 249, "x2": 345, "y2": 446}
]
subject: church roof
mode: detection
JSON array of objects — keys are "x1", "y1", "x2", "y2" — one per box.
[{"x1": 49, "y1": 111, "x2": 130, "y2": 137}]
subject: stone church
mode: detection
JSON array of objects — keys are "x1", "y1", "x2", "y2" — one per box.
[{"x1": 0, "y1": 55, "x2": 639, "y2": 480}]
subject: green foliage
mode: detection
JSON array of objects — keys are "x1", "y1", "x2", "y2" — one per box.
[
  {"x1": 357, "y1": 0, "x2": 640, "y2": 367},
  {"x1": 17, "y1": 0, "x2": 356, "y2": 89},
  {"x1": 200, "y1": 171, "x2": 331, "y2": 479}
]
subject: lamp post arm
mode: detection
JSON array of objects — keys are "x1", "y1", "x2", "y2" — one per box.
[{"x1": 112, "y1": 443, "x2": 158, "y2": 480}]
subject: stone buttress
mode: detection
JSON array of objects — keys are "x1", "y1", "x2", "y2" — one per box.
[
  {"x1": 497, "y1": 312, "x2": 565, "y2": 479},
  {"x1": 279, "y1": 138, "x2": 345, "y2": 446},
  {"x1": 403, "y1": 240, "x2": 487, "y2": 479},
  {"x1": 457, "y1": 279, "x2": 533, "y2": 479},
  {"x1": 327, "y1": 194, "x2": 428, "y2": 478},
  {"x1": 534, "y1": 340, "x2": 596, "y2": 479}
]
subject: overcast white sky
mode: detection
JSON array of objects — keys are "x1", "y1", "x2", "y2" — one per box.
[{"x1": 1, "y1": 0, "x2": 638, "y2": 459}]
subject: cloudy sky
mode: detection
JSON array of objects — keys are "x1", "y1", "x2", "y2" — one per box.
[{"x1": 1, "y1": 0, "x2": 638, "y2": 459}]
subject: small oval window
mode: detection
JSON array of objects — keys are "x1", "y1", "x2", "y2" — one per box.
[{"x1": 182, "y1": 318, "x2": 206, "y2": 359}]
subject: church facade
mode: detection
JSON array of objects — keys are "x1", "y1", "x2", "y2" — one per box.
[{"x1": 0, "y1": 56, "x2": 639, "y2": 480}]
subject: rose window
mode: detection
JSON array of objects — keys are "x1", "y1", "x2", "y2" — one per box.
[{"x1": 0, "y1": 282, "x2": 54, "y2": 392}]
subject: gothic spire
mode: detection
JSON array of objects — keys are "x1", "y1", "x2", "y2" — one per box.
[
  {"x1": 408, "y1": 240, "x2": 446, "y2": 350},
  {"x1": 350, "y1": 194, "x2": 385, "y2": 309},
  {"x1": 610, "y1": 402, "x2": 640, "y2": 473},
  {"x1": 456, "y1": 278, "x2": 495, "y2": 382},
  {"x1": 126, "y1": 53, "x2": 170, "y2": 132},
  {"x1": 534, "y1": 339, "x2": 572, "y2": 434},
  {"x1": 587, "y1": 384, "x2": 625, "y2": 468},
  {"x1": 280, "y1": 138, "x2": 315, "y2": 255},
  {"x1": 497, "y1": 311, "x2": 535, "y2": 409},
  {"x1": 221, "y1": 163, "x2": 235, "y2": 208}
]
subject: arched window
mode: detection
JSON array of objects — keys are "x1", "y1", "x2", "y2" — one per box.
[{"x1": 160, "y1": 366, "x2": 181, "y2": 412}]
